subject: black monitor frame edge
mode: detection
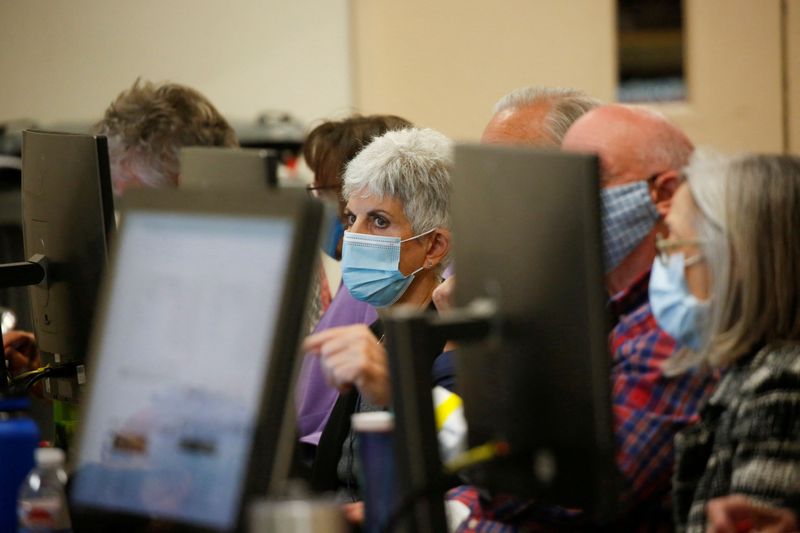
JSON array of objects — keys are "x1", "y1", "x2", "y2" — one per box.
[{"x1": 69, "y1": 189, "x2": 323, "y2": 533}]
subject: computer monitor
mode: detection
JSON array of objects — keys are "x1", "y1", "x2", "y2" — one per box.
[
  {"x1": 21, "y1": 130, "x2": 114, "y2": 372},
  {"x1": 70, "y1": 188, "x2": 322, "y2": 533},
  {"x1": 179, "y1": 147, "x2": 279, "y2": 191},
  {"x1": 450, "y1": 144, "x2": 618, "y2": 514}
]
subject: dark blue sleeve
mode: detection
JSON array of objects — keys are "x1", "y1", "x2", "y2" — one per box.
[{"x1": 431, "y1": 350, "x2": 457, "y2": 392}]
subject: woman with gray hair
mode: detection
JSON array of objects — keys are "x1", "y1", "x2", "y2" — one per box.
[
  {"x1": 648, "y1": 150, "x2": 728, "y2": 367},
  {"x1": 653, "y1": 152, "x2": 800, "y2": 532},
  {"x1": 302, "y1": 127, "x2": 454, "y2": 496}
]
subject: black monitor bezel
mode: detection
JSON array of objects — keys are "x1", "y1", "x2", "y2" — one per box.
[
  {"x1": 69, "y1": 188, "x2": 322, "y2": 533},
  {"x1": 450, "y1": 144, "x2": 619, "y2": 516}
]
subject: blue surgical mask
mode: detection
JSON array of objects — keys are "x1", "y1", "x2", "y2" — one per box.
[
  {"x1": 601, "y1": 181, "x2": 660, "y2": 272},
  {"x1": 341, "y1": 229, "x2": 434, "y2": 308},
  {"x1": 648, "y1": 253, "x2": 709, "y2": 351}
]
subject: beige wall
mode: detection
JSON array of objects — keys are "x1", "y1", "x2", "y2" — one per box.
[
  {"x1": 789, "y1": 0, "x2": 800, "y2": 154},
  {"x1": 351, "y1": 0, "x2": 616, "y2": 142},
  {"x1": 656, "y1": 0, "x2": 784, "y2": 153},
  {"x1": 0, "y1": 0, "x2": 353, "y2": 126},
  {"x1": 352, "y1": 0, "x2": 790, "y2": 153},
  {"x1": 0, "y1": 1, "x2": 793, "y2": 152}
]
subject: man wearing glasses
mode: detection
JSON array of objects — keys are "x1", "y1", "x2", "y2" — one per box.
[
  {"x1": 568, "y1": 104, "x2": 719, "y2": 526},
  {"x1": 450, "y1": 104, "x2": 720, "y2": 531}
]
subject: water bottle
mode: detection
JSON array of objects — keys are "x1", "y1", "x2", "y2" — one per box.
[
  {"x1": 0, "y1": 394, "x2": 40, "y2": 533},
  {"x1": 18, "y1": 447, "x2": 72, "y2": 533}
]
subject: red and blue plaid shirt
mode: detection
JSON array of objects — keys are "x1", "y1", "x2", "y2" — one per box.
[{"x1": 447, "y1": 270, "x2": 720, "y2": 532}]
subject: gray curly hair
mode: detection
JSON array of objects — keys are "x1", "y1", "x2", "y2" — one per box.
[{"x1": 94, "y1": 78, "x2": 238, "y2": 189}]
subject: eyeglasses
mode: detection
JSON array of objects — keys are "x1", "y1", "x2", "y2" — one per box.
[
  {"x1": 305, "y1": 183, "x2": 340, "y2": 199},
  {"x1": 655, "y1": 233, "x2": 706, "y2": 266}
]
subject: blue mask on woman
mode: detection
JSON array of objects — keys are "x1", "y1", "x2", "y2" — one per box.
[
  {"x1": 341, "y1": 229, "x2": 434, "y2": 307},
  {"x1": 648, "y1": 253, "x2": 709, "y2": 351}
]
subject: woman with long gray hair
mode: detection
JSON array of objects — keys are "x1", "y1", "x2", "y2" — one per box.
[{"x1": 656, "y1": 152, "x2": 800, "y2": 532}]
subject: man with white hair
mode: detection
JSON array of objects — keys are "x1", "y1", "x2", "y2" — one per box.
[
  {"x1": 481, "y1": 86, "x2": 601, "y2": 146},
  {"x1": 433, "y1": 86, "x2": 600, "y2": 310}
]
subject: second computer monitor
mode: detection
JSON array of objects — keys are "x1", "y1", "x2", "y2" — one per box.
[
  {"x1": 451, "y1": 144, "x2": 618, "y2": 514},
  {"x1": 21, "y1": 130, "x2": 114, "y2": 365},
  {"x1": 179, "y1": 146, "x2": 279, "y2": 191}
]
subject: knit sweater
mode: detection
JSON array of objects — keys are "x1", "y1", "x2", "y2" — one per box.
[{"x1": 673, "y1": 343, "x2": 800, "y2": 532}]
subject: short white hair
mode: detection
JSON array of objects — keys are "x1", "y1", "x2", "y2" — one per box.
[
  {"x1": 343, "y1": 127, "x2": 453, "y2": 234},
  {"x1": 493, "y1": 86, "x2": 602, "y2": 144}
]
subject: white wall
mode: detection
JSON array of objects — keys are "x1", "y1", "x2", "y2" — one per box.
[{"x1": 0, "y1": 0, "x2": 353, "y2": 126}]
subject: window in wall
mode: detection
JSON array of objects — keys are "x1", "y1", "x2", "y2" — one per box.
[{"x1": 617, "y1": 0, "x2": 686, "y2": 103}]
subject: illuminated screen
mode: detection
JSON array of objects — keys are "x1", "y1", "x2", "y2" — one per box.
[{"x1": 71, "y1": 211, "x2": 293, "y2": 530}]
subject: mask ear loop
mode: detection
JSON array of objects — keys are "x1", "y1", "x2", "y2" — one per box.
[
  {"x1": 401, "y1": 228, "x2": 439, "y2": 276},
  {"x1": 400, "y1": 227, "x2": 438, "y2": 243},
  {"x1": 684, "y1": 254, "x2": 705, "y2": 267}
]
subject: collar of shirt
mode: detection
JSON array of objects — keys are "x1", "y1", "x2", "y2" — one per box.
[{"x1": 608, "y1": 269, "x2": 651, "y2": 324}]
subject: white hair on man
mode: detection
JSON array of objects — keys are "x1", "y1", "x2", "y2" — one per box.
[
  {"x1": 343, "y1": 127, "x2": 453, "y2": 234},
  {"x1": 492, "y1": 86, "x2": 602, "y2": 144}
]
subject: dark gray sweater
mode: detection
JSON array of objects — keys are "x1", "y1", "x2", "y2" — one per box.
[{"x1": 673, "y1": 343, "x2": 800, "y2": 532}]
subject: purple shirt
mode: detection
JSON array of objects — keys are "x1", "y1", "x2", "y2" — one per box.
[{"x1": 295, "y1": 284, "x2": 377, "y2": 445}]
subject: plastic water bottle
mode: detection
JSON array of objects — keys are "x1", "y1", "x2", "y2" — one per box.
[
  {"x1": 17, "y1": 447, "x2": 72, "y2": 533},
  {"x1": 0, "y1": 394, "x2": 40, "y2": 533}
]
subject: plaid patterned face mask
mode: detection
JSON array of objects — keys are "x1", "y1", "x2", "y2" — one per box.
[{"x1": 600, "y1": 181, "x2": 660, "y2": 272}]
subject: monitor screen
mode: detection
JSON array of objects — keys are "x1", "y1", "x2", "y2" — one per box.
[{"x1": 71, "y1": 211, "x2": 294, "y2": 531}]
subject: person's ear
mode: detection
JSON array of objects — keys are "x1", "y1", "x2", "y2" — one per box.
[
  {"x1": 424, "y1": 229, "x2": 451, "y2": 270},
  {"x1": 651, "y1": 170, "x2": 681, "y2": 216}
]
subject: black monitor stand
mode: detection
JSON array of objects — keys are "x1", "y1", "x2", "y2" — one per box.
[
  {"x1": 383, "y1": 300, "x2": 620, "y2": 531},
  {"x1": 382, "y1": 304, "x2": 496, "y2": 533}
]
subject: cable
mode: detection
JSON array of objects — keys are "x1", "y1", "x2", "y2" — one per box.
[
  {"x1": 10, "y1": 363, "x2": 78, "y2": 395},
  {"x1": 443, "y1": 440, "x2": 511, "y2": 475}
]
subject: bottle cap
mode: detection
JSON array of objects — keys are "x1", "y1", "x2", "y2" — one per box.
[
  {"x1": 351, "y1": 411, "x2": 394, "y2": 432},
  {"x1": 35, "y1": 447, "x2": 65, "y2": 467}
]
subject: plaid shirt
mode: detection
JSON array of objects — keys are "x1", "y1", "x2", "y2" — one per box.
[{"x1": 447, "y1": 270, "x2": 719, "y2": 532}]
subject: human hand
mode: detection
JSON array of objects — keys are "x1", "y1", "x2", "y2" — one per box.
[
  {"x1": 3, "y1": 330, "x2": 41, "y2": 376},
  {"x1": 342, "y1": 501, "x2": 364, "y2": 525},
  {"x1": 706, "y1": 494, "x2": 799, "y2": 533},
  {"x1": 432, "y1": 276, "x2": 456, "y2": 313},
  {"x1": 303, "y1": 325, "x2": 391, "y2": 407}
]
